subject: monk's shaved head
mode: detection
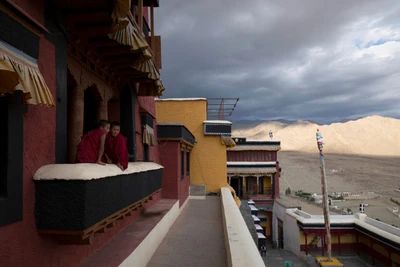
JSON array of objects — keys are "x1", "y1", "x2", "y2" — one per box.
[{"x1": 98, "y1": 120, "x2": 110, "y2": 128}]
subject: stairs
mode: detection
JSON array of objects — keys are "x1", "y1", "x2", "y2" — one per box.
[
  {"x1": 308, "y1": 235, "x2": 321, "y2": 249},
  {"x1": 189, "y1": 184, "x2": 206, "y2": 198}
]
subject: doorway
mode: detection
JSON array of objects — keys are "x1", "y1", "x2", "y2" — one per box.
[
  {"x1": 230, "y1": 177, "x2": 243, "y2": 198},
  {"x1": 83, "y1": 87, "x2": 99, "y2": 134},
  {"x1": 278, "y1": 219, "x2": 284, "y2": 249}
]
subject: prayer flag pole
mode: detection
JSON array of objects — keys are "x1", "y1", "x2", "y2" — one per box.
[{"x1": 316, "y1": 129, "x2": 332, "y2": 261}]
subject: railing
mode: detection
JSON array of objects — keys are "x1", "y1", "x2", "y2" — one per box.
[{"x1": 34, "y1": 162, "x2": 163, "y2": 244}]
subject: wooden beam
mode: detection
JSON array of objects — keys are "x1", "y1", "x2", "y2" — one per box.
[
  {"x1": 74, "y1": 20, "x2": 128, "y2": 37},
  {"x1": 65, "y1": 11, "x2": 110, "y2": 24},
  {"x1": 103, "y1": 55, "x2": 137, "y2": 64},
  {"x1": 98, "y1": 47, "x2": 133, "y2": 56},
  {"x1": 88, "y1": 37, "x2": 120, "y2": 47},
  {"x1": 138, "y1": 0, "x2": 143, "y2": 33}
]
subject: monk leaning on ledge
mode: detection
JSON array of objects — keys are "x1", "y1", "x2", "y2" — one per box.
[
  {"x1": 75, "y1": 120, "x2": 110, "y2": 165},
  {"x1": 104, "y1": 121, "x2": 128, "y2": 171}
]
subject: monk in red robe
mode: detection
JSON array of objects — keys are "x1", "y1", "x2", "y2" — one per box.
[
  {"x1": 75, "y1": 120, "x2": 110, "y2": 165},
  {"x1": 104, "y1": 121, "x2": 128, "y2": 171}
]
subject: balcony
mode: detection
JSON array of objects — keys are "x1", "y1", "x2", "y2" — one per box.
[{"x1": 34, "y1": 162, "x2": 163, "y2": 244}]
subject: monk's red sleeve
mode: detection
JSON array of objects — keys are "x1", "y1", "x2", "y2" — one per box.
[{"x1": 115, "y1": 135, "x2": 129, "y2": 169}]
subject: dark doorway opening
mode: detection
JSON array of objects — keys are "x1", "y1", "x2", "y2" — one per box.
[
  {"x1": 0, "y1": 95, "x2": 8, "y2": 198},
  {"x1": 83, "y1": 87, "x2": 99, "y2": 134},
  {"x1": 278, "y1": 219, "x2": 284, "y2": 249},
  {"x1": 231, "y1": 177, "x2": 243, "y2": 198}
]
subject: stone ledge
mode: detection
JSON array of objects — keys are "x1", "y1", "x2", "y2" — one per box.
[
  {"x1": 34, "y1": 162, "x2": 163, "y2": 181},
  {"x1": 220, "y1": 187, "x2": 265, "y2": 267}
]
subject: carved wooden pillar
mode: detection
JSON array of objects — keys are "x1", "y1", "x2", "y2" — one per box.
[
  {"x1": 97, "y1": 99, "x2": 108, "y2": 121},
  {"x1": 305, "y1": 232, "x2": 308, "y2": 255},
  {"x1": 242, "y1": 176, "x2": 247, "y2": 197},
  {"x1": 68, "y1": 85, "x2": 84, "y2": 163}
]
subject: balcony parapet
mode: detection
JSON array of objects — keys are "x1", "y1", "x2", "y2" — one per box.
[{"x1": 34, "y1": 162, "x2": 163, "y2": 244}]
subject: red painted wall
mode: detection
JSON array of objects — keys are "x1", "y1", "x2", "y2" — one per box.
[
  {"x1": 227, "y1": 151, "x2": 277, "y2": 161},
  {"x1": 135, "y1": 95, "x2": 159, "y2": 163},
  {"x1": 0, "y1": 28, "x2": 163, "y2": 267},
  {"x1": 159, "y1": 141, "x2": 189, "y2": 207},
  {"x1": 160, "y1": 142, "x2": 179, "y2": 199},
  {"x1": 274, "y1": 161, "x2": 280, "y2": 199}
]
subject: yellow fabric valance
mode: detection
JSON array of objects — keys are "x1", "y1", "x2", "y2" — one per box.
[
  {"x1": 135, "y1": 58, "x2": 160, "y2": 80},
  {"x1": 138, "y1": 79, "x2": 165, "y2": 96},
  {"x1": 143, "y1": 125, "x2": 156, "y2": 146},
  {"x1": 221, "y1": 137, "x2": 236, "y2": 148},
  {"x1": 108, "y1": 20, "x2": 149, "y2": 53},
  {"x1": 111, "y1": 0, "x2": 131, "y2": 19},
  {"x1": 0, "y1": 40, "x2": 55, "y2": 107}
]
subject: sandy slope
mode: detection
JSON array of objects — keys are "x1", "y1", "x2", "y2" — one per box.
[{"x1": 233, "y1": 115, "x2": 400, "y2": 156}]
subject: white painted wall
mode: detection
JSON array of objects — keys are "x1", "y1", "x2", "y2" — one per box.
[{"x1": 272, "y1": 201, "x2": 301, "y2": 256}]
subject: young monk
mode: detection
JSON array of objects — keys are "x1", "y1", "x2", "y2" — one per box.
[
  {"x1": 104, "y1": 121, "x2": 128, "y2": 171},
  {"x1": 75, "y1": 120, "x2": 110, "y2": 165}
]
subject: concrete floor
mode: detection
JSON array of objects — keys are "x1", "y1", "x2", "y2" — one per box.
[{"x1": 147, "y1": 197, "x2": 227, "y2": 267}]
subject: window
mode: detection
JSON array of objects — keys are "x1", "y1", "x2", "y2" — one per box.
[
  {"x1": 181, "y1": 150, "x2": 185, "y2": 179},
  {"x1": 144, "y1": 144, "x2": 150, "y2": 162},
  {"x1": 186, "y1": 152, "x2": 190, "y2": 176},
  {"x1": 0, "y1": 91, "x2": 24, "y2": 227}
]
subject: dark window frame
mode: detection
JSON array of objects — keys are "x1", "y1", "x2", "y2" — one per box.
[
  {"x1": 0, "y1": 91, "x2": 24, "y2": 227},
  {"x1": 144, "y1": 143, "x2": 150, "y2": 162},
  {"x1": 186, "y1": 151, "x2": 190, "y2": 176},
  {"x1": 180, "y1": 149, "x2": 185, "y2": 180}
]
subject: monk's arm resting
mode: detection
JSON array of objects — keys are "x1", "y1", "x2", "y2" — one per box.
[{"x1": 97, "y1": 134, "x2": 106, "y2": 165}]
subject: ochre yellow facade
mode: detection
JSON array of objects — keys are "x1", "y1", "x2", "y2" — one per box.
[{"x1": 156, "y1": 99, "x2": 229, "y2": 193}]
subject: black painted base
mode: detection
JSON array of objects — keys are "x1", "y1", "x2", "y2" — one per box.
[{"x1": 35, "y1": 169, "x2": 162, "y2": 231}]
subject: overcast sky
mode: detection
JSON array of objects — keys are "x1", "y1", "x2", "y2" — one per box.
[{"x1": 155, "y1": 1, "x2": 400, "y2": 123}]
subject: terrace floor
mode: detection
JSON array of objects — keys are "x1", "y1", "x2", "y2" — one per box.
[{"x1": 147, "y1": 196, "x2": 227, "y2": 267}]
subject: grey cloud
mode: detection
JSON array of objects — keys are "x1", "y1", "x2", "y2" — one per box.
[{"x1": 156, "y1": 0, "x2": 400, "y2": 124}]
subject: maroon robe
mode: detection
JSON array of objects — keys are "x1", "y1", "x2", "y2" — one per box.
[
  {"x1": 104, "y1": 133, "x2": 128, "y2": 169},
  {"x1": 75, "y1": 128, "x2": 105, "y2": 163}
]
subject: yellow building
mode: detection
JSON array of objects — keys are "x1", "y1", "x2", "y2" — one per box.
[{"x1": 156, "y1": 98, "x2": 234, "y2": 193}]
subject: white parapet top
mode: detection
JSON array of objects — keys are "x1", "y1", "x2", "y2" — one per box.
[
  {"x1": 248, "y1": 200, "x2": 255, "y2": 205},
  {"x1": 203, "y1": 120, "x2": 232, "y2": 125},
  {"x1": 287, "y1": 209, "x2": 400, "y2": 246},
  {"x1": 257, "y1": 232, "x2": 266, "y2": 239},
  {"x1": 34, "y1": 162, "x2": 164, "y2": 181},
  {"x1": 249, "y1": 205, "x2": 258, "y2": 211},
  {"x1": 155, "y1": 98, "x2": 207, "y2": 101},
  {"x1": 220, "y1": 187, "x2": 265, "y2": 267},
  {"x1": 227, "y1": 161, "x2": 277, "y2": 165},
  {"x1": 255, "y1": 224, "x2": 263, "y2": 231}
]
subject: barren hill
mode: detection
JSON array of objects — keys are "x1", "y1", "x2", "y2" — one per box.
[{"x1": 232, "y1": 115, "x2": 400, "y2": 156}]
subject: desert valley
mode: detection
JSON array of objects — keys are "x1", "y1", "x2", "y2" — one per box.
[{"x1": 233, "y1": 115, "x2": 400, "y2": 227}]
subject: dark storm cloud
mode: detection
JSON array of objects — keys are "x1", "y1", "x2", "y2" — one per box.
[{"x1": 155, "y1": 0, "x2": 400, "y2": 123}]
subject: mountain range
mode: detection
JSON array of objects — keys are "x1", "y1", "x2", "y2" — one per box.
[{"x1": 231, "y1": 115, "x2": 400, "y2": 156}]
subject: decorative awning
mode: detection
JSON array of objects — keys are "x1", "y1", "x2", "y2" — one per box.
[
  {"x1": 138, "y1": 79, "x2": 165, "y2": 96},
  {"x1": 111, "y1": 0, "x2": 131, "y2": 19},
  {"x1": 221, "y1": 136, "x2": 236, "y2": 148},
  {"x1": 0, "y1": 40, "x2": 55, "y2": 106},
  {"x1": 108, "y1": 20, "x2": 149, "y2": 53},
  {"x1": 143, "y1": 125, "x2": 156, "y2": 146},
  {"x1": 135, "y1": 58, "x2": 160, "y2": 80}
]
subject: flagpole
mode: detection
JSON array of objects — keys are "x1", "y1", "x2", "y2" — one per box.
[{"x1": 316, "y1": 129, "x2": 332, "y2": 261}]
